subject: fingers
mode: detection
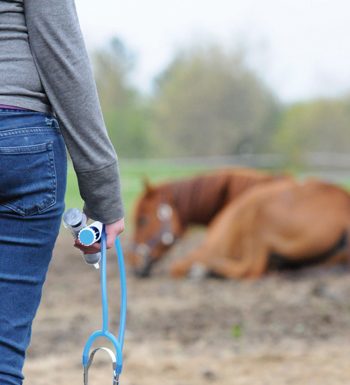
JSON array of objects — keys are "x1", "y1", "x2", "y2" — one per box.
[
  {"x1": 73, "y1": 217, "x2": 125, "y2": 253},
  {"x1": 74, "y1": 238, "x2": 100, "y2": 254},
  {"x1": 105, "y1": 218, "x2": 125, "y2": 249}
]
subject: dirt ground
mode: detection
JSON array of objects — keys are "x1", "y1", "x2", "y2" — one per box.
[{"x1": 24, "y1": 230, "x2": 350, "y2": 385}]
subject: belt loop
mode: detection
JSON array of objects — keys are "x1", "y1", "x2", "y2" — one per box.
[
  {"x1": 45, "y1": 116, "x2": 60, "y2": 131},
  {"x1": 45, "y1": 117, "x2": 54, "y2": 127}
]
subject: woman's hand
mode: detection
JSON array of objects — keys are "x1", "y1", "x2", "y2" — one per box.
[{"x1": 74, "y1": 217, "x2": 125, "y2": 254}]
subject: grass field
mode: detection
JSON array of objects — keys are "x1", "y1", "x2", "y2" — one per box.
[
  {"x1": 65, "y1": 160, "x2": 350, "y2": 227},
  {"x1": 65, "y1": 160, "x2": 206, "y2": 226}
]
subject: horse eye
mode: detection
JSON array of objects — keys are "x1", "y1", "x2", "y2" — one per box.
[{"x1": 137, "y1": 216, "x2": 148, "y2": 227}]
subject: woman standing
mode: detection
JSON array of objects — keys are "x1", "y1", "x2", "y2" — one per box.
[{"x1": 0, "y1": 1, "x2": 124, "y2": 384}]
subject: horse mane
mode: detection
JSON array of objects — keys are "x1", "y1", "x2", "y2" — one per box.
[{"x1": 156, "y1": 168, "x2": 277, "y2": 227}]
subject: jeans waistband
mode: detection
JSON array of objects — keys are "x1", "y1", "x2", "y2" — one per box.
[
  {"x1": 0, "y1": 109, "x2": 60, "y2": 132},
  {"x1": 0, "y1": 105, "x2": 33, "y2": 112}
]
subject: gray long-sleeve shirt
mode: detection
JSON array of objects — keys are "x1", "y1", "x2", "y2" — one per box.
[{"x1": 0, "y1": 0, "x2": 124, "y2": 224}]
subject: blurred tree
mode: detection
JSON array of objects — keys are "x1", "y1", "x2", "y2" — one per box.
[
  {"x1": 150, "y1": 43, "x2": 280, "y2": 157},
  {"x1": 93, "y1": 37, "x2": 153, "y2": 158},
  {"x1": 272, "y1": 97, "x2": 350, "y2": 163}
]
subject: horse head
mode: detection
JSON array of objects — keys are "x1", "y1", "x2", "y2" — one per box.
[{"x1": 127, "y1": 179, "x2": 183, "y2": 277}]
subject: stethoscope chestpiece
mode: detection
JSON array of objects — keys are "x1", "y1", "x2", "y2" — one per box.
[{"x1": 83, "y1": 347, "x2": 119, "y2": 385}]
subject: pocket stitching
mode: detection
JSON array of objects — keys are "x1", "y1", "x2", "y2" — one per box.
[
  {"x1": 0, "y1": 141, "x2": 57, "y2": 216},
  {"x1": 0, "y1": 142, "x2": 49, "y2": 154},
  {"x1": 38, "y1": 142, "x2": 57, "y2": 214},
  {"x1": 0, "y1": 127, "x2": 58, "y2": 139}
]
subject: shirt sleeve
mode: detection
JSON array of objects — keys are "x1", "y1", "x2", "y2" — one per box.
[{"x1": 24, "y1": 0, "x2": 124, "y2": 224}]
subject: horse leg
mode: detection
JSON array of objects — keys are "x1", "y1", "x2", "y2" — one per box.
[
  {"x1": 170, "y1": 247, "x2": 209, "y2": 278},
  {"x1": 171, "y1": 201, "x2": 264, "y2": 279},
  {"x1": 171, "y1": 243, "x2": 270, "y2": 279},
  {"x1": 170, "y1": 223, "x2": 236, "y2": 278},
  {"x1": 170, "y1": 228, "x2": 246, "y2": 278},
  {"x1": 171, "y1": 234, "x2": 269, "y2": 280},
  {"x1": 203, "y1": 240, "x2": 269, "y2": 279},
  {"x1": 171, "y1": 249, "x2": 250, "y2": 279},
  {"x1": 245, "y1": 246, "x2": 270, "y2": 279}
]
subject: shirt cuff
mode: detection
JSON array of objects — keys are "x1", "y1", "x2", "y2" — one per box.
[{"x1": 76, "y1": 161, "x2": 124, "y2": 224}]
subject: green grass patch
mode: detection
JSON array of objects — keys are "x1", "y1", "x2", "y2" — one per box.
[{"x1": 231, "y1": 324, "x2": 243, "y2": 339}]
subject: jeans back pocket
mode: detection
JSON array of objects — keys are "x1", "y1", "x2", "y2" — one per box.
[{"x1": 0, "y1": 142, "x2": 57, "y2": 216}]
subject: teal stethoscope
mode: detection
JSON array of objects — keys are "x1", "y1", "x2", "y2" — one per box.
[{"x1": 79, "y1": 225, "x2": 127, "y2": 385}]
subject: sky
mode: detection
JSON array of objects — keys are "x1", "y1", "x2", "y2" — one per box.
[{"x1": 75, "y1": 0, "x2": 350, "y2": 103}]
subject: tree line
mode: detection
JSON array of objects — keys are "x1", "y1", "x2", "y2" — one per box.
[{"x1": 92, "y1": 37, "x2": 350, "y2": 164}]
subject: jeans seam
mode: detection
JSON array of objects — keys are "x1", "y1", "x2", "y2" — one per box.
[
  {"x1": 38, "y1": 142, "x2": 57, "y2": 214},
  {"x1": 0, "y1": 127, "x2": 58, "y2": 138},
  {"x1": 0, "y1": 109, "x2": 35, "y2": 113},
  {"x1": 0, "y1": 142, "x2": 49, "y2": 154}
]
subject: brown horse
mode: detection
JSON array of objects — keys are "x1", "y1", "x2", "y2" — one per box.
[
  {"x1": 128, "y1": 168, "x2": 281, "y2": 276},
  {"x1": 170, "y1": 178, "x2": 350, "y2": 279}
]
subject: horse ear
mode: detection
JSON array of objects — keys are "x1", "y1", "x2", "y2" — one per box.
[{"x1": 142, "y1": 177, "x2": 155, "y2": 195}]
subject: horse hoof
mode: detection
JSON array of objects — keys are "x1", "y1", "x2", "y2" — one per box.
[{"x1": 188, "y1": 263, "x2": 209, "y2": 280}]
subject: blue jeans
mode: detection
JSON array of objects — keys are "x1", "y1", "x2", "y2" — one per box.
[{"x1": 0, "y1": 109, "x2": 67, "y2": 384}]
